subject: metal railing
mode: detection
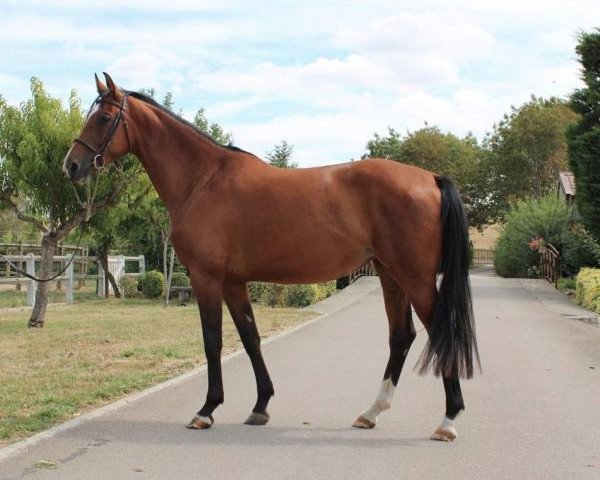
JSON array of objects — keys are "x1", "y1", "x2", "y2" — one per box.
[{"x1": 472, "y1": 249, "x2": 495, "y2": 267}]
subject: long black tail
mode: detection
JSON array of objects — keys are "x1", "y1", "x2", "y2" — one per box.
[{"x1": 418, "y1": 176, "x2": 480, "y2": 379}]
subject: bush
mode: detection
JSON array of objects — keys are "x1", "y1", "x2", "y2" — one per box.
[
  {"x1": 170, "y1": 271, "x2": 190, "y2": 287},
  {"x1": 314, "y1": 281, "x2": 336, "y2": 301},
  {"x1": 561, "y1": 226, "x2": 600, "y2": 276},
  {"x1": 138, "y1": 270, "x2": 164, "y2": 299},
  {"x1": 248, "y1": 282, "x2": 267, "y2": 302},
  {"x1": 254, "y1": 281, "x2": 337, "y2": 308},
  {"x1": 260, "y1": 283, "x2": 287, "y2": 307},
  {"x1": 284, "y1": 284, "x2": 316, "y2": 307},
  {"x1": 119, "y1": 275, "x2": 139, "y2": 298},
  {"x1": 575, "y1": 268, "x2": 600, "y2": 313},
  {"x1": 494, "y1": 196, "x2": 571, "y2": 277}
]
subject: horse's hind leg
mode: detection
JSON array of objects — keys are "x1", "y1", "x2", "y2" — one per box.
[
  {"x1": 353, "y1": 263, "x2": 416, "y2": 429},
  {"x1": 223, "y1": 281, "x2": 274, "y2": 426},
  {"x1": 408, "y1": 282, "x2": 465, "y2": 441}
]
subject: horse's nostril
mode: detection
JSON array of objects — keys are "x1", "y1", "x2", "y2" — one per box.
[{"x1": 69, "y1": 162, "x2": 79, "y2": 174}]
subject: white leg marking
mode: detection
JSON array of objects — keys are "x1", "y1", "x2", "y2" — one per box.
[
  {"x1": 361, "y1": 378, "x2": 395, "y2": 424},
  {"x1": 431, "y1": 414, "x2": 459, "y2": 441}
]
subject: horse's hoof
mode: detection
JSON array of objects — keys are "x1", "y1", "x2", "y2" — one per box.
[
  {"x1": 244, "y1": 411, "x2": 270, "y2": 426},
  {"x1": 430, "y1": 426, "x2": 457, "y2": 442},
  {"x1": 352, "y1": 415, "x2": 376, "y2": 429},
  {"x1": 186, "y1": 415, "x2": 214, "y2": 430}
]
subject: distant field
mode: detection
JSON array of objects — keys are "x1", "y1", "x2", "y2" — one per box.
[
  {"x1": 0, "y1": 298, "x2": 316, "y2": 446},
  {"x1": 469, "y1": 223, "x2": 502, "y2": 250}
]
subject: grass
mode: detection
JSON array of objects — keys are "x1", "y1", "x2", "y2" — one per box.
[
  {"x1": 0, "y1": 280, "x2": 98, "y2": 308},
  {"x1": 0, "y1": 297, "x2": 316, "y2": 446}
]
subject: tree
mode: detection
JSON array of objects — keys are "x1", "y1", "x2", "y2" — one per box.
[
  {"x1": 0, "y1": 78, "x2": 128, "y2": 327},
  {"x1": 193, "y1": 108, "x2": 233, "y2": 145},
  {"x1": 365, "y1": 126, "x2": 497, "y2": 228},
  {"x1": 265, "y1": 140, "x2": 297, "y2": 168},
  {"x1": 485, "y1": 96, "x2": 578, "y2": 204},
  {"x1": 567, "y1": 29, "x2": 600, "y2": 240}
]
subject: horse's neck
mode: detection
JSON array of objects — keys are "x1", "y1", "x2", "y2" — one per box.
[{"x1": 128, "y1": 98, "x2": 225, "y2": 214}]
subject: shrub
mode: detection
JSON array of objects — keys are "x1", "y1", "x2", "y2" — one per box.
[
  {"x1": 260, "y1": 283, "x2": 287, "y2": 307},
  {"x1": 561, "y1": 226, "x2": 600, "y2": 276},
  {"x1": 494, "y1": 196, "x2": 571, "y2": 277},
  {"x1": 248, "y1": 282, "x2": 267, "y2": 302},
  {"x1": 575, "y1": 268, "x2": 600, "y2": 313},
  {"x1": 138, "y1": 270, "x2": 164, "y2": 299},
  {"x1": 284, "y1": 284, "x2": 316, "y2": 307},
  {"x1": 314, "y1": 281, "x2": 336, "y2": 301},
  {"x1": 119, "y1": 275, "x2": 139, "y2": 298},
  {"x1": 170, "y1": 271, "x2": 190, "y2": 287}
]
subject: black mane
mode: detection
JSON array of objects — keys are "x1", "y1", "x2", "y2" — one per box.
[{"x1": 125, "y1": 90, "x2": 252, "y2": 154}]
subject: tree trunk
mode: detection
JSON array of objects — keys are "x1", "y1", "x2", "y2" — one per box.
[
  {"x1": 98, "y1": 247, "x2": 121, "y2": 298},
  {"x1": 28, "y1": 234, "x2": 56, "y2": 328}
]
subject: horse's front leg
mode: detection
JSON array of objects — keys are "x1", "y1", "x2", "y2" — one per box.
[
  {"x1": 224, "y1": 281, "x2": 274, "y2": 426},
  {"x1": 186, "y1": 273, "x2": 224, "y2": 430}
]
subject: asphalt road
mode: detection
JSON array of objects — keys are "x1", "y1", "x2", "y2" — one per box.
[{"x1": 1, "y1": 268, "x2": 599, "y2": 480}]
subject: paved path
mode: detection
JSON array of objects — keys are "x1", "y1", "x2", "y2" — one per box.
[{"x1": 1, "y1": 269, "x2": 599, "y2": 479}]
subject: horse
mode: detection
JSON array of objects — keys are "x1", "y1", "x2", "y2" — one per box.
[{"x1": 64, "y1": 73, "x2": 479, "y2": 442}]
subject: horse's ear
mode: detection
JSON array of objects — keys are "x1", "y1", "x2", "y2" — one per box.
[
  {"x1": 103, "y1": 72, "x2": 122, "y2": 100},
  {"x1": 95, "y1": 73, "x2": 108, "y2": 96}
]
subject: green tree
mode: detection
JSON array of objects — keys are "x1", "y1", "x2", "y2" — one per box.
[
  {"x1": 266, "y1": 140, "x2": 297, "y2": 168},
  {"x1": 485, "y1": 96, "x2": 578, "y2": 204},
  {"x1": 0, "y1": 78, "x2": 127, "y2": 327},
  {"x1": 193, "y1": 108, "x2": 233, "y2": 145},
  {"x1": 567, "y1": 29, "x2": 600, "y2": 240}
]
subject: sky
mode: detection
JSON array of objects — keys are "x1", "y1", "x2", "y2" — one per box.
[{"x1": 1, "y1": 0, "x2": 598, "y2": 166}]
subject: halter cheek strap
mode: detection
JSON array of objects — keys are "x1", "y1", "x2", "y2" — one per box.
[{"x1": 74, "y1": 92, "x2": 132, "y2": 170}]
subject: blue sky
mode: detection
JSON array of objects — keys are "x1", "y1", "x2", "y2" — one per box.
[{"x1": 1, "y1": 0, "x2": 598, "y2": 166}]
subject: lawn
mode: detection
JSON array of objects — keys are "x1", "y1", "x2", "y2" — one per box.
[{"x1": 0, "y1": 298, "x2": 316, "y2": 446}]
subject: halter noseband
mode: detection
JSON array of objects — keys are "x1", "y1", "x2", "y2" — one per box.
[{"x1": 73, "y1": 92, "x2": 132, "y2": 170}]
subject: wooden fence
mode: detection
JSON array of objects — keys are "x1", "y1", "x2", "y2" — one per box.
[
  {"x1": 539, "y1": 243, "x2": 560, "y2": 288},
  {"x1": 0, "y1": 254, "x2": 145, "y2": 306},
  {"x1": 472, "y1": 249, "x2": 495, "y2": 267}
]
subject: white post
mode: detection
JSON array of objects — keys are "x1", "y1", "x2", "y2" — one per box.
[
  {"x1": 139, "y1": 255, "x2": 145, "y2": 274},
  {"x1": 97, "y1": 260, "x2": 105, "y2": 298},
  {"x1": 26, "y1": 253, "x2": 36, "y2": 307},
  {"x1": 65, "y1": 260, "x2": 74, "y2": 304}
]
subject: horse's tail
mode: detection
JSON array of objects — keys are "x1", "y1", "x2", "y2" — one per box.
[{"x1": 418, "y1": 176, "x2": 480, "y2": 379}]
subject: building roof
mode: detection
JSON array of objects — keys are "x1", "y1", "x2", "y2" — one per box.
[{"x1": 559, "y1": 171, "x2": 576, "y2": 197}]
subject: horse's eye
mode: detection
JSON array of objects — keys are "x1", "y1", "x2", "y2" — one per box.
[{"x1": 100, "y1": 113, "x2": 111, "y2": 123}]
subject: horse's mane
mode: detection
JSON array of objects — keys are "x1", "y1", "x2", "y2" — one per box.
[{"x1": 125, "y1": 90, "x2": 251, "y2": 154}]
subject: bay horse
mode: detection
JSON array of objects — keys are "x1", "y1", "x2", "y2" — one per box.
[{"x1": 64, "y1": 73, "x2": 479, "y2": 441}]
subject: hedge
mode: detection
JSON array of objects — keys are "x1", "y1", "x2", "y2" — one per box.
[
  {"x1": 575, "y1": 268, "x2": 600, "y2": 314},
  {"x1": 249, "y1": 281, "x2": 337, "y2": 308}
]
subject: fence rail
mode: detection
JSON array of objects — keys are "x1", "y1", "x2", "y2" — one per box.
[
  {"x1": 472, "y1": 249, "x2": 495, "y2": 267},
  {"x1": 539, "y1": 243, "x2": 560, "y2": 288},
  {"x1": 0, "y1": 254, "x2": 145, "y2": 306}
]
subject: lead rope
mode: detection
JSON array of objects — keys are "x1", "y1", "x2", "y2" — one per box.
[{"x1": 0, "y1": 173, "x2": 102, "y2": 283}]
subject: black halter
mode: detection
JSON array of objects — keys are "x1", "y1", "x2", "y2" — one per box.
[{"x1": 73, "y1": 92, "x2": 132, "y2": 170}]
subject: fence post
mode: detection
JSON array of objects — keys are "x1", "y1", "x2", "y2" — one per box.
[
  {"x1": 97, "y1": 260, "x2": 105, "y2": 298},
  {"x1": 26, "y1": 253, "x2": 36, "y2": 307},
  {"x1": 139, "y1": 255, "x2": 145, "y2": 274},
  {"x1": 65, "y1": 260, "x2": 74, "y2": 304}
]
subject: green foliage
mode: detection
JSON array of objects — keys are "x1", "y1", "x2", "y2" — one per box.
[
  {"x1": 561, "y1": 226, "x2": 600, "y2": 275},
  {"x1": 118, "y1": 275, "x2": 139, "y2": 298},
  {"x1": 485, "y1": 96, "x2": 578, "y2": 203},
  {"x1": 575, "y1": 268, "x2": 600, "y2": 313},
  {"x1": 255, "y1": 281, "x2": 336, "y2": 308},
  {"x1": 265, "y1": 140, "x2": 298, "y2": 168},
  {"x1": 567, "y1": 29, "x2": 600, "y2": 241},
  {"x1": 248, "y1": 282, "x2": 267, "y2": 302},
  {"x1": 170, "y1": 271, "x2": 190, "y2": 287},
  {"x1": 193, "y1": 108, "x2": 233, "y2": 145},
  {"x1": 494, "y1": 196, "x2": 571, "y2": 277},
  {"x1": 138, "y1": 270, "x2": 165, "y2": 299}
]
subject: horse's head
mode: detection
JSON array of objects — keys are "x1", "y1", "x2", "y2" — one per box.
[{"x1": 64, "y1": 73, "x2": 132, "y2": 182}]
